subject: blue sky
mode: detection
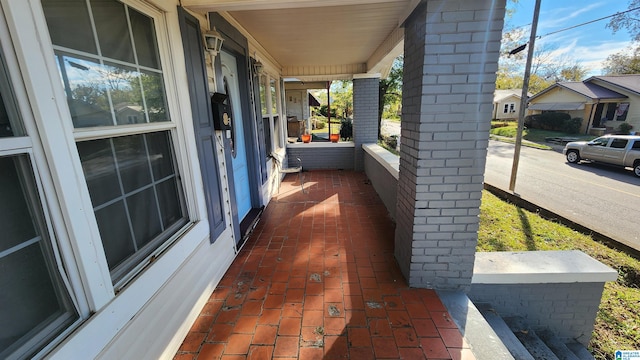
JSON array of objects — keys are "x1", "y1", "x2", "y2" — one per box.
[{"x1": 507, "y1": 0, "x2": 635, "y2": 76}]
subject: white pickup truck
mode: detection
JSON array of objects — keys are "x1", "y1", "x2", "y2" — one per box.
[{"x1": 563, "y1": 135, "x2": 640, "y2": 177}]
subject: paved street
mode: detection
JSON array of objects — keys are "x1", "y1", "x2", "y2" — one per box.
[{"x1": 485, "y1": 140, "x2": 640, "y2": 251}]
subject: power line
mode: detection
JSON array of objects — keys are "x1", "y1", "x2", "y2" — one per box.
[
  {"x1": 537, "y1": 5, "x2": 640, "y2": 39},
  {"x1": 507, "y1": 5, "x2": 640, "y2": 55}
]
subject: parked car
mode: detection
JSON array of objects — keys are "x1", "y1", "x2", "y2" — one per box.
[{"x1": 563, "y1": 135, "x2": 640, "y2": 177}]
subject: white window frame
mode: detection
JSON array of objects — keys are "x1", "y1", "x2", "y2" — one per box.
[
  {"x1": 264, "y1": 73, "x2": 284, "y2": 151},
  {"x1": 0, "y1": 9, "x2": 88, "y2": 358},
  {"x1": 48, "y1": 0, "x2": 196, "y2": 289},
  {"x1": 4, "y1": 0, "x2": 207, "y2": 310}
]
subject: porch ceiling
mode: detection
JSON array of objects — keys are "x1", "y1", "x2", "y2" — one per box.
[{"x1": 183, "y1": 0, "x2": 415, "y2": 80}]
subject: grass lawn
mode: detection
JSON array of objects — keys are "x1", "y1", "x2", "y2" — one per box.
[
  {"x1": 490, "y1": 121, "x2": 595, "y2": 143},
  {"x1": 311, "y1": 123, "x2": 341, "y2": 136},
  {"x1": 479, "y1": 191, "x2": 640, "y2": 360}
]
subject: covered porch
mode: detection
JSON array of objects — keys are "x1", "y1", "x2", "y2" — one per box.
[{"x1": 174, "y1": 171, "x2": 474, "y2": 359}]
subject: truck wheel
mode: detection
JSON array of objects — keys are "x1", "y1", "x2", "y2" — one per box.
[
  {"x1": 634, "y1": 162, "x2": 640, "y2": 178},
  {"x1": 566, "y1": 150, "x2": 580, "y2": 164}
]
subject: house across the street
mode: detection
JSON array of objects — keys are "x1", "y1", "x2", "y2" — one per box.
[{"x1": 528, "y1": 75, "x2": 640, "y2": 135}]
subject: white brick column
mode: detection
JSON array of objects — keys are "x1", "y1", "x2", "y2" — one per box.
[
  {"x1": 353, "y1": 75, "x2": 380, "y2": 171},
  {"x1": 395, "y1": 0, "x2": 506, "y2": 291}
]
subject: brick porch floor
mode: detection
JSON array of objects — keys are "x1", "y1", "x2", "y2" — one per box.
[{"x1": 174, "y1": 171, "x2": 474, "y2": 359}]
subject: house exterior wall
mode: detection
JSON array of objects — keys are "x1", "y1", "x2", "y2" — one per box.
[
  {"x1": 395, "y1": 0, "x2": 506, "y2": 291},
  {"x1": 0, "y1": 1, "x2": 269, "y2": 359},
  {"x1": 527, "y1": 87, "x2": 592, "y2": 133},
  {"x1": 533, "y1": 87, "x2": 588, "y2": 103},
  {"x1": 493, "y1": 94, "x2": 520, "y2": 120},
  {"x1": 588, "y1": 78, "x2": 640, "y2": 132}
]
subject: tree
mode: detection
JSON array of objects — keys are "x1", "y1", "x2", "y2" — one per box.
[
  {"x1": 330, "y1": 80, "x2": 353, "y2": 119},
  {"x1": 607, "y1": 0, "x2": 640, "y2": 41},
  {"x1": 378, "y1": 56, "x2": 403, "y2": 139},
  {"x1": 560, "y1": 65, "x2": 589, "y2": 81},
  {"x1": 496, "y1": 29, "x2": 588, "y2": 94},
  {"x1": 602, "y1": 45, "x2": 640, "y2": 74}
]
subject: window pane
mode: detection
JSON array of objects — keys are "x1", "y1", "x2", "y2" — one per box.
[
  {"x1": 95, "y1": 201, "x2": 134, "y2": 269},
  {"x1": 45, "y1": 1, "x2": 170, "y2": 129},
  {"x1": 42, "y1": 0, "x2": 97, "y2": 55},
  {"x1": 270, "y1": 78, "x2": 278, "y2": 114},
  {"x1": 0, "y1": 92, "x2": 13, "y2": 137},
  {"x1": 274, "y1": 115, "x2": 282, "y2": 149},
  {"x1": 104, "y1": 62, "x2": 146, "y2": 125},
  {"x1": 0, "y1": 51, "x2": 25, "y2": 138},
  {"x1": 91, "y1": 0, "x2": 134, "y2": 63},
  {"x1": 128, "y1": 187, "x2": 162, "y2": 248},
  {"x1": 156, "y1": 178, "x2": 182, "y2": 226},
  {"x1": 77, "y1": 139, "x2": 121, "y2": 206},
  {"x1": 129, "y1": 8, "x2": 160, "y2": 70},
  {"x1": 56, "y1": 54, "x2": 114, "y2": 128},
  {"x1": 141, "y1": 71, "x2": 169, "y2": 123},
  {"x1": 611, "y1": 139, "x2": 627, "y2": 149},
  {"x1": 0, "y1": 156, "x2": 78, "y2": 359},
  {"x1": 78, "y1": 132, "x2": 187, "y2": 278},
  {"x1": 146, "y1": 131, "x2": 174, "y2": 179},
  {"x1": 113, "y1": 135, "x2": 152, "y2": 193},
  {"x1": 0, "y1": 157, "x2": 37, "y2": 253},
  {"x1": 262, "y1": 117, "x2": 272, "y2": 155},
  {"x1": 260, "y1": 76, "x2": 267, "y2": 115}
]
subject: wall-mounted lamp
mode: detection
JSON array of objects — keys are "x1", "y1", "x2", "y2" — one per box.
[
  {"x1": 204, "y1": 27, "x2": 224, "y2": 58},
  {"x1": 253, "y1": 60, "x2": 264, "y2": 74}
]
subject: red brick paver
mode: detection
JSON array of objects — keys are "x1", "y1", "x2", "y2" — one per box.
[{"x1": 174, "y1": 171, "x2": 473, "y2": 359}]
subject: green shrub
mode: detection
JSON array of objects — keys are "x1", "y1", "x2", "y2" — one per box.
[
  {"x1": 491, "y1": 122, "x2": 510, "y2": 129},
  {"x1": 490, "y1": 126, "x2": 518, "y2": 137},
  {"x1": 382, "y1": 135, "x2": 398, "y2": 149},
  {"x1": 618, "y1": 122, "x2": 633, "y2": 134},
  {"x1": 561, "y1": 118, "x2": 582, "y2": 134},
  {"x1": 525, "y1": 112, "x2": 581, "y2": 134},
  {"x1": 339, "y1": 119, "x2": 353, "y2": 140}
]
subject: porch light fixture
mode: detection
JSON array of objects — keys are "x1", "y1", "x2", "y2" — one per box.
[
  {"x1": 254, "y1": 60, "x2": 264, "y2": 74},
  {"x1": 204, "y1": 27, "x2": 224, "y2": 57}
]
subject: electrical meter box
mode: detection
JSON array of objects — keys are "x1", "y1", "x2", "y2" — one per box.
[{"x1": 211, "y1": 92, "x2": 231, "y2": 131}]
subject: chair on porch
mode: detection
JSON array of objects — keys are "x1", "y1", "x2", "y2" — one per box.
[{"x1": 274, "y1": 155, "x2": 305, "y2": 193}]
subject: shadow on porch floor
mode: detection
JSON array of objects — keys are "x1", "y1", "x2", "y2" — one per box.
[{"x1": 174, "y1": 170, "x2": 473, "y2": 359}]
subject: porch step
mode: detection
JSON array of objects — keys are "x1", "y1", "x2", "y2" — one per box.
[
  {"x1": 476, "y1": 305, "x2": 596, "y2": 360},
  {"x1": 565, "y1": 343, "x2": 595, "y2": 360},
  {"x1": 477, "y1": 304, "x2": 534, "y2": 360},
  {"x1": 537, "y1": 329, "x2": 580, "y2": 360},
  {"x1": 504, "y1": 316, "x2": 560, "y2": 360}
]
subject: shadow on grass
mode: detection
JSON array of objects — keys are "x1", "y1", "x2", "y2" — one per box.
[{"x1": 517, "y1": 208, "x2": 537, "y2": 251}]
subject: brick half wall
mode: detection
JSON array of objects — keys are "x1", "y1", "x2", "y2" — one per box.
[{"x1": 287, "y1": 143, "x2": 355, "y2": 170}]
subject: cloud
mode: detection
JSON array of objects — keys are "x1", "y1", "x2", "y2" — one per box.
[
  {"x1": 538, "y1": 2, "x2": 606, "y2": 31},
  {"x1": 536, "y1": 36, "x2": 633, "y2": 75}
]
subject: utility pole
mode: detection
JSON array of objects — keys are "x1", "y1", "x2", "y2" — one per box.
[{"x1": 509, "y1": 0, "x2": 542, "y2": 192}]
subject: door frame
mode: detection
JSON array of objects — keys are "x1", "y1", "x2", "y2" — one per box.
[{"x1": 210, "y1": 13, "x2": 265, "y2": 247}]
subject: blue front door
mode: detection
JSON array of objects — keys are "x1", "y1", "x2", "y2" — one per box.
[{"x1": 221, "y1": 51, "x2": 252, "y2": 221}]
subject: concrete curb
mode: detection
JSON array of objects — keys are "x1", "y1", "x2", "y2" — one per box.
[{"x1": 483, "y1": 182, "x2": 640, "y2": 260}]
